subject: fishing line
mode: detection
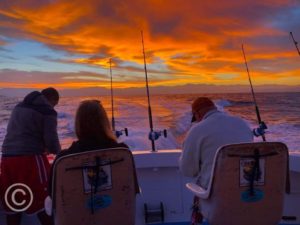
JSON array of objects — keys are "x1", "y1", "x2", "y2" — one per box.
[
  {"x1": 109, "y1": 58, "x2": 128, "y2": 138},
  {"x1": 241, "y1": 44, "x2": 267, "y2": 141},
  {"x1": 141, "y1": 31, "x2": 167, "y2": 151},
  {"x1": 109, "y1": 58, "x2": 116, "y2": 131},
  {"x1": 290, "y1": 32, "x2": 300, "y2": 56}
]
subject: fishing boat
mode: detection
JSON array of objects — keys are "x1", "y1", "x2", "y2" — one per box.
[
  {"x1": 133, "y1": 147, "x2": 300, "y2": 225},
  {"x1": 0, "y1": 33, "x2": 299, "y2": 225},
  {"x1": 0, "y1": 148, "x2": 300, "y2": 225}
]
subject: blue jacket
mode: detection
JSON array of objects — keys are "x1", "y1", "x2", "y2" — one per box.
[{"x1": 2, "y1": 91, "x2": 61, "y2": 155}]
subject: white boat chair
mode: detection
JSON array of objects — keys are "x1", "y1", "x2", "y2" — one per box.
[
  {"x1": 51, "y1": 147, "x2": 139, "y2": 225},
  {"x1": 186, "y1": 142, "x2": 289, "y2": 225}
]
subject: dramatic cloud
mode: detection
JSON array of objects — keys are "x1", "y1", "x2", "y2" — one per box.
[
  {"x1": 0, "y1": 0, "x2": 299, "y2": 89},
  {"x1": 0, "y1": 69, "x2": 179, "y2": 89},
  {"x1": 0, "y1": 69, "x2": 108, "y2": 88}
]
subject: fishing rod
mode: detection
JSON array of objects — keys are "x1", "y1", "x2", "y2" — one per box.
[
  {"x1": 241, "y1": 44, "x2": 267, "y2": 141},
  {"x1": 141, "y1": 31, "x2": 167, "y2": 151},
  {"x1": 109, "y1": 58, "x2": 128, "y2": 138},
  {"x1": 290, "y1": 32, "x2": 300, "y2": 56}
]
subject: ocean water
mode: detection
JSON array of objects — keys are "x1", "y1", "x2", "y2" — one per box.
[{"x1": 0, "y1": 92, "x2": 299, "y2": 152}]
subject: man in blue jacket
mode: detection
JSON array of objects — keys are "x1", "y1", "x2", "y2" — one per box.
[{"x1": 0, "y1": 87, "x2": 61, "y2": 225}]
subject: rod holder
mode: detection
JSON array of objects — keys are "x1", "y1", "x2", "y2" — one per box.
[
  {"x1": 148, "y1": 129, "x2": 168, "y2": 141},
  {"x1": 253, "y1": 121, "x2": 267, "y2": 137},
  {"x1": 115, "y1": 128, "x2": 129, "y2": 138}
]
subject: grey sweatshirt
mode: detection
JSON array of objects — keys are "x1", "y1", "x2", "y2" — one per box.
[
  {"x1": 179, "y1": 109, "x2": 253, "y2": 189},
  {"x1": 1, "y1": 91, "x2": 61, "y2": 156}
]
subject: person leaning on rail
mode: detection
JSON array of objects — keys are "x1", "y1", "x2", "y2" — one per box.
[{"x1": 0, "y1": 87, "x2": 61, "y2": 225}]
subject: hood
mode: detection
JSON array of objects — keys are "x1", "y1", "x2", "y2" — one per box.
[
  {"x1": 23, "y1": 91, "x2": 46, "y2": 105},
  {"x1": 17, "y1": 91, "x2": 57, "y2": 116}
]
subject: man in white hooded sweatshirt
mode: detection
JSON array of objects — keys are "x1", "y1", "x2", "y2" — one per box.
[{"x1": 179, "y1": 97, "x2": 253, "y2": 224}]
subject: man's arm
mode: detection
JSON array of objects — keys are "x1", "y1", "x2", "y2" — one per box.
[
  {"x1": 43, "y1": 115, "x2": 61, "y2": 154},
  {"x1": 179, "y1": 127, "x2": 202, "y2": 177}
]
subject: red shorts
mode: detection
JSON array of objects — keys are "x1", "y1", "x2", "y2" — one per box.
[{"x1": 0, "y1": 155, "x2": 50, "y2": 215}]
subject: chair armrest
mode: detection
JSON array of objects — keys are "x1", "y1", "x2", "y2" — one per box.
[
  {"x1": 44, "y1": 196, "x2": 52, "y2": 216},
  {"x1": 186, "y1": 183, "x2": 210, "y2": 199}
]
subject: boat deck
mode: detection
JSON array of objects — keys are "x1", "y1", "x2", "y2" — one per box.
[{"x1": 0, "y1": 150, "x2": 300, "y2": 225}]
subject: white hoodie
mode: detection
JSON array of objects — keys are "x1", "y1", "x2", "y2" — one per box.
[{"x1": 179, "y1": 109, "x2": 253, "y2": 189}]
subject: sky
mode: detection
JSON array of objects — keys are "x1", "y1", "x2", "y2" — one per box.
[{"x1": 0, "y1": 0, "x2": 300, "y2": 94}]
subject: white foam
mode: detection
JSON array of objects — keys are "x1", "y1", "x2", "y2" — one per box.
[
  {"x1": 0, "y1": 94, "x2": 299, "y2": 153},
  {"x1": 214, "y1": 99, "x2": 232, "y2": 111}
]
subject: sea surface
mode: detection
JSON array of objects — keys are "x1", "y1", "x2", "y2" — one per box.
[{"x1": 0, "y1": 92, "x2": 299, "y2": 152}]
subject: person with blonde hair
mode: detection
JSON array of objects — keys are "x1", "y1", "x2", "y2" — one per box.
[
  {"x1": 58, "y1": 99, "x2": 127, "y2": 157},
  {"x1": 45, "y1": 100, "x2": 135, "y2": 216}
]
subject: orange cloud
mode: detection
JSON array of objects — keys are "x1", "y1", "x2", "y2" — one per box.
[{"x1": 0, "y1": 0, "x2": 299, "y2": 89}]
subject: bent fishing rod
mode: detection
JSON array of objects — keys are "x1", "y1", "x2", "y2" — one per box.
[
  {"x1": 141, "y1": 31, "x2": 167, "y2": 151},
  {"x1": 241, "y1": 44, "x2": 267, "y2": 141},
  {"x1": 290, "y1": 32, "x2": 300, "y2": 56},
  {"x1": 109, "y1": 58, "x2": 128, "y2": 138}
]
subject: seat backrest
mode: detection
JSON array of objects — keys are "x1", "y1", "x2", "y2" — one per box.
[
  {"x1": 52, "y1": 147, "x2": 138, "y2": 225},
  {"x1": 201, "y1": 142, "x2": 288, "y2": 225}
]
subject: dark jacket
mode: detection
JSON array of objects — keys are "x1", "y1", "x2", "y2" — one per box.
[
  {"x1": 57, "y1": 138, "x2": 128, "y2": 158},
  {"x1": 1, "y1": 91, "x2": 61, "y2": 155}
]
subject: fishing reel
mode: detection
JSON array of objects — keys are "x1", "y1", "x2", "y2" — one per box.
[
  {"x1": 253, "y1": 121, "x2": 267, "y2": 137},
  {"x1": 148, "y1": 129, "x2": 167, "y2": 141},
  {"x1": 115, "y1": 128, "x2": 129, "y2": 138}
]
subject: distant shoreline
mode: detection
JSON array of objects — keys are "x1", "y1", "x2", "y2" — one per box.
[{"x1": 1, "y1": 84, "x2": 300, "y2": 97}]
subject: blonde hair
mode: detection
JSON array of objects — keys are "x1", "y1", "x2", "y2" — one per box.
[{"x1": 75, "y1": 100, "x2": 116, "y2": 142}]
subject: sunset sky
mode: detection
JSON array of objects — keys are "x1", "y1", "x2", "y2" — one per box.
[{"x1": 0, "y1": 0, "x2": 299, "y2": 93}]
